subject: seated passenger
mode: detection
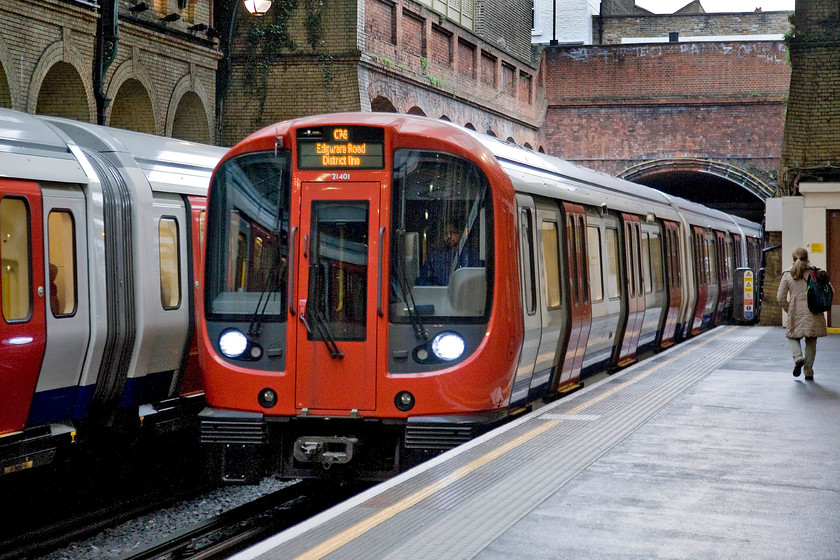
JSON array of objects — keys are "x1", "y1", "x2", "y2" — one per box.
[
  {"x1": 416, "y1": 223, "x2": 479, "y2": 286},
  {"x1": 49, "y1": 263, "x2": 60, "y2": 315}
]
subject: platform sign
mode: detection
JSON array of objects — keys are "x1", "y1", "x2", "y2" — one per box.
[{"x1": 743, "y1": 270, "x2": 754, "y2": 320}]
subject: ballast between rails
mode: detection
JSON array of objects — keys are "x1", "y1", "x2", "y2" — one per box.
[{"x1": 197, "y1": 112, "x2": 764, "y2": 484}]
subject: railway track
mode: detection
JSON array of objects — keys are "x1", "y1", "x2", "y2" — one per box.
[{"x1": 119, "y1": 479, "x2": 371, "y2": 560}]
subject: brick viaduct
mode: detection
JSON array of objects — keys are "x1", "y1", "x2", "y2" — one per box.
[{"x1": 541, "y1": 40, "x2": 791, "y2": 223}]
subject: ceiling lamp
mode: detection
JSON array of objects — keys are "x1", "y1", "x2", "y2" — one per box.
[{"x1": 244, "y1": 0, "x2": 272, "y2": 16}]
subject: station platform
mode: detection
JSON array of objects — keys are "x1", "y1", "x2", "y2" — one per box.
[{"x1": 233, "y1": 326, "x2": 840, "y2": 560}]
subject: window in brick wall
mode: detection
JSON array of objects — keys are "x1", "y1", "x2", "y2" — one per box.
[
  {"x1": 431, "y1": 24, "x2": 453, "y2": 68},
  {"x1": 481, "y1": 52, "x2": 497, "y2": 88},
  {"x1": 458, "y1": 39, "x2": 476, "y2": 79},
  {"x1": 503, "y1": 62, "x2": 515, "y2": 96}
]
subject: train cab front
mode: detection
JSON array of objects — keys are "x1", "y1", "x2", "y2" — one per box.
[{"x1": 198, "y1": 115, "x2": 521, "y2": 482}]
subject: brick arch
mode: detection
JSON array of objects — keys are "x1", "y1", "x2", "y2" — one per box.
[
  {"x1": 166, "y1": 73, "x2": 214, "y2": 143},
  {"x1": 0, "y1": 34, "x2": 16, "y2": 109},
  {"x1": 619, "y1": 158, "x2": 774, "y2": 200},
  {"x1": 407, "y1": 106, "x2": 426, "y2": 116},
  {"x1": 28, "y1": 41, "x2": 96, "y2": 123},
  {"x1": 107, "y1": 58, "x2": 160, "y2": 134},
  {"x1": 371, "y1": 95, "x2": 398, "y2": 113}
]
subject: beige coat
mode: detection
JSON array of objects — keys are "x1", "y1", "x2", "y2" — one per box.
[{"x1": 776, "y1": 268, "x2": 827, "y2": 339}]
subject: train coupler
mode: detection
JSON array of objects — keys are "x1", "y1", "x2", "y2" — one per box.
[{"x1": 293, "y1": 436, "x2": 358, "y2": 469}]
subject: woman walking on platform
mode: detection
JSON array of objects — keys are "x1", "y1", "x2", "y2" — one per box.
[{"x1": 776, "y1": 247, "x2": 827, "y2": 380}]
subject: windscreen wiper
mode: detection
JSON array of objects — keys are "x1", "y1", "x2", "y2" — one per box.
[
  {"x1": 248, "y1": 237, "x2": 286, "y2": 337},
  {"x1": 395, "y1": 230, "x2": 428, "y2": 341}
]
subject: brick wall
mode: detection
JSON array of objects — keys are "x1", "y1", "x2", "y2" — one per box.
[
  {"x1": 0, "y1": 0, "x2": 219, "y2": 140},
  {"x1": 596, "y1": 11, "x2": 792, "y2": 44}
]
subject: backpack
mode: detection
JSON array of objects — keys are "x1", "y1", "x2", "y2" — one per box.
[{"x1": 806, "y1": 268, "x2": 833, "y2": 314}]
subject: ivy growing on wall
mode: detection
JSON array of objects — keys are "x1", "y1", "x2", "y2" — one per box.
[{"x1": 242, "y1": 0, "x2": 333, "y2": 126}]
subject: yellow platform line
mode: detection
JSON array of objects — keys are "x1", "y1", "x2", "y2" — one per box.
[{"x1": 294, "y1": 326, "x2": 736, "y2": 560}]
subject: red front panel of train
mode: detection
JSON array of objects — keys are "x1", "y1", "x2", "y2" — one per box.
[{"x1": 0, "y1": 180, "x2": 47, "y2": 434}]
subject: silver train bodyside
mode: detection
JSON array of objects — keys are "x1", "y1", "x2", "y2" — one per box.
[{"x1": 0, "y1": 108, "x2": 226, "y2": 476}]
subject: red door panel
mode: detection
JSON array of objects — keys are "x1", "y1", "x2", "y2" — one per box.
[
  {"x1": 180, "y1": 196, "x2": 206, "y2": 396},
  {"x1": 0, "y1": 180, "x2": 47, "y2": 434},
  {"x1": 617, "y1": 214, "x2": 644, "y2": 367},
  {"x1": 295, "y1": 182, "x2": 380, "y2": 412},
  {"x1": 558, "y1": 203, "x2": 591, "y2": 390}
]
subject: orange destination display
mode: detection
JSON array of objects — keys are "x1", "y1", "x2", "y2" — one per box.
[{"x1": 297, "y1": 126, "x2": 385, "y2": 170}]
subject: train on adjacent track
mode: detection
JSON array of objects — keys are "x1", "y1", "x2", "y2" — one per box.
[
  {"x1": 0, "y1": 108, "x2": 227, "y2": 476},
  {"x1": 197, "y1": 113, "x2": 764, "y2": 483}
]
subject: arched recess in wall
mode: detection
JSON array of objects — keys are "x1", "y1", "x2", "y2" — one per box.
[
  {"x1": 166, "y1": 74, "x2": 213, "y2": 144},
  {"x1": 371, "y1": 96, "x2": 398, "y2": 113},
  {"x1": 506, "y1": 136, "x2": 516, "y2": 144},
  {"x1": 407, "y1": 106, "x2": 426, "y2": 116},
  {"x1": 0, "y1": 35, "x2": 15, "y2": 109},
  {"x1": 538, "y1": 147, "x2": 545, "y2": 153},
  {"x1": 523, "y1": 142, "x2": 533, "y2": 150},
  {"x1": 29, "y1": 40, "x2": 96, "y2": 123},
  {"x1": 171, "y1": 91, "x2": 211, "y2": 143},
  {"x1": 36, "y1": 62, "x2": 91, "y2": 123},
  {"x1": 439, "y1": 115, "x2": 451, "y2": 121},
  {"x1": 486, "y1": 129, "x2": 497, "y2": 137},
  {"x1": 464, "y1": 123, "x2": 476, "y2": 130},
  {"x1": 109, "y1": 79, "x2": 156, "y2": 134},
  {"x1": 107, "y1": 57, "x2": 160, "y2": 134}
]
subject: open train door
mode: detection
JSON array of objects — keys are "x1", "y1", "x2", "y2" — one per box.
[
  {"x1": 294, "y1": 182, "x2": 382, "y2": 413},
  {"x1": 0, "y1": 180, "x2": 47, "y2": 435}
]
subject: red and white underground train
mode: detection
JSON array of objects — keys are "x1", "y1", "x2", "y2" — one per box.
[
  {"x1": 0, "y1": 108, "x2": 226, "y2": 476},
  {"x1": 198, "y1": 113, "x2": 763, "y2": 482}
]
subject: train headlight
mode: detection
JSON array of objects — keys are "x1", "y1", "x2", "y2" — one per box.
[
  {"x1": 258, "y1": 388, "x2": 278, "y2": 408},
  {"x1": 219, "y1": 329, "x2": 248, "y2": 358},
  {"x1": 395, "y1": 391, "x2": 415, "y2": 411},
  {"x1": 431, "y1": 332, "x2": 466, "y2": 361}
]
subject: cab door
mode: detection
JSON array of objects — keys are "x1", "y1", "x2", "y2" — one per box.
[
  {"x1": 0, "y1": 180, "x2": 46, "y2": 434},
  {"x1": 295, "y1": 182, "x2": 381, "y2": 412}
]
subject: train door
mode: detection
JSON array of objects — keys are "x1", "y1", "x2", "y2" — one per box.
[
  {"x1": 0, "y1": 180, "x2": 46, "y2": 434},
  {"x1": 30, "y1": 186, "x2": 91, "y2": 424},
  {"x1": 638, "y1": 221, "x2": 666, "y2": 352},
  {"x1": 828, "y1": 210, "x2": 840, "y2": 327},
  {"x1": 557, "y1": 202, "x2": 591, "y2": 391},
  {"x1": 181, "y1": 196, "x2": 206, "y2": 396},
  {"x1": 615, "y1": 213, "x2": 644, "y2": 368},
  {"x1": 690, "y1": 226, "x2": 709, "y2": 335},
  {"x1": 138, "y1": 193, "x2": 192, "y2": 401},
  {"x1": 295, "y1": 182, "x2": 381, "y2": 412},
  {"x1": 659, "y1": 220, "x2": 682, "y2": 348},
  {"x1": 511, "y1": 194, "x2": 541, "y2": 408}
]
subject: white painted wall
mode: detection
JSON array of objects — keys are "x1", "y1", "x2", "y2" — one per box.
[{"x1": 532, "y1": 0, "x2": 600, "y2": 45}]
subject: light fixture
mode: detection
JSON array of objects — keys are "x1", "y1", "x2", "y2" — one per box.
[
  {"x1": 244, "y1": 0, "x2": 273, "y2": 16},
  {"x1": 431, "y1": 332, "x2": 466, "y2": 361}
]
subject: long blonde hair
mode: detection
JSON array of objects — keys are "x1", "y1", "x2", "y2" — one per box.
[{"x1": 791, "y1": 247, "x2": 809, "y2": 280}]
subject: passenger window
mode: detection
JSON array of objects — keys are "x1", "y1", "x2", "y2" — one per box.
[
  {"x1": 568, "y1": 217, "x2": 578, "y2": 305},
  {"x1": 521, "y1": 209, "x2": 537, "y2": 315},
  {"x1": 587, "y1": 225, "x2": 603, "y2": 302},
  {"x1": 577, "y1": 216, "x2": 588, "y2": 305},
  {"x1": 541, "y1": 220, "x2": 561, "y2": 309},
  {"x1": 606, "y1": 227, "x2": 620, "y2": 299},
  {"x1": 641, "y1": 232, "x2": 652, "y2": 294},
  {"x1": 650, "y1": 232, "x2": 664, "y2": 292},
  {"x1": 0, "y1": 197, "x2": 31, "y2": 321},
  {"x1": 159, "y1": 217, "x2": 181, "y2": 309},
  {"x1": 48, "y1": 211, "x2": 77, "y2": 316}
]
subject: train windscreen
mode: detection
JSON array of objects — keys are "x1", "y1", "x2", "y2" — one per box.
[
  {"x1": 205, "y1": 151, "x2": 292, "y2": 320},
  {"x1": 390, "y1": 149, "x2": 492, "y2": 321}
]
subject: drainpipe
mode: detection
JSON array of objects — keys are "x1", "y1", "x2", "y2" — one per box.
[{"x1": 94, "y1": 0, "x2": 119, "y2": 126}]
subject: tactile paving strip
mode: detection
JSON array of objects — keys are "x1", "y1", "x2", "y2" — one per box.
[{"x1": 239, "y1": 326, "x2": 769, "y2": 560}]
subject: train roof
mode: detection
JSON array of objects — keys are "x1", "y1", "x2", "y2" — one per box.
[
  {"x1": 231, "y1": 112, "x2": 761, "y2": 235},
  {"x1": 42, "y1": 116, "x2": 228, "y2": 196},
  {"x1": 0, "y1": 108, "x2": 88, "y2": 184}
]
